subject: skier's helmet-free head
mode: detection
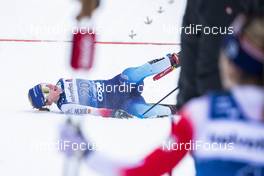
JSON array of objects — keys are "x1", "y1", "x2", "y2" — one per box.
[
  {"x1": 28, "y1": 83, "x2": 50, "y2": 109},
  {"x1": 221, "y1": 15, "x2": 264, "y2": 78}
]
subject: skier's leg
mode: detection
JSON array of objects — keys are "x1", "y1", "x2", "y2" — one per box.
[
  {"x1": 122, "y1": 96, "x2": 172, "y2": 118},
  {"x1": 121, "y1": 53, "x2": 180, "y2": 83}
]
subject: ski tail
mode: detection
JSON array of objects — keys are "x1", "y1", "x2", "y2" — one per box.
[
  {"x1": 153, "y1": 66, "x2": 175, "y2": 81},
  {"x1": 153, "y1": 53, "x2": 180, "y2": 81}
]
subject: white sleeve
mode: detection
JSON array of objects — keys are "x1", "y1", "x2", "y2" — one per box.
[
  {"x1": 85, "y1": 152, "x2": 123, "y2": 176},
  {"x1": 85, "y1": 152, "x2": 138, "y2": 176}
]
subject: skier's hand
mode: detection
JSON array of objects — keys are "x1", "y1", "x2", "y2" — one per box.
[
  {"x1": 76, "y1": 0, "x2": 100, "y2": 20},
  {"x1": 59, "y1": 120, "x2": 92, "y2": 157}
]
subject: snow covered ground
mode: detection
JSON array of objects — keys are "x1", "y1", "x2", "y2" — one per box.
[{"x1": 0, "y1": 0, "x2": 195, "y2": 175}]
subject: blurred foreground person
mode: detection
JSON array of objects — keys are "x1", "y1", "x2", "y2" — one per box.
[
  {"x1": 176, "y1": 0, "x2": 264, "y2": 109},
  {"x1": 60, "y1": 14, "x2": 264, "y2": 176},
  {"x1": 71, "y1": 0, "x2": 101, "y2": 70},
  {"x1": 76, "y1": 0, "x2": 100, "y2": 20}
]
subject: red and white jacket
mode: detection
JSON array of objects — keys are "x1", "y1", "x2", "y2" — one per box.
[{"x1": 85, "y1": 85, "x2": 264, "y2": 176}]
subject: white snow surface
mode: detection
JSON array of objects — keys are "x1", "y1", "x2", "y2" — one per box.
[{"x1": 0, "y1": 0, "x2": 195, "y2": 175}]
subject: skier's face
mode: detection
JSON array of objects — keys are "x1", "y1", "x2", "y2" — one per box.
[{"x1": 44, "y1": 84, "x2": 62, "y2": 105}]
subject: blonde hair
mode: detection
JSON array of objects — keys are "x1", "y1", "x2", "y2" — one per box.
[
  {"x1": 238, "y1": 16, "x2": 264, "y2": 85},
  {"x1": 244, "y1": 17, "x2": 264, "y2": 51},
  {"x1": 240, "y1": 15, "x2": 264, "y2": 120}
]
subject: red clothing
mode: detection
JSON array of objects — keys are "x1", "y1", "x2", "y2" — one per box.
[{"x1": 122, "y1": 113, "x2": 193, "y2": 176}]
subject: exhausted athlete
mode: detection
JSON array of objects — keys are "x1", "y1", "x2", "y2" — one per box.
[{"x1": 28, "y1": 53, "x2": 180, "y2": 118}]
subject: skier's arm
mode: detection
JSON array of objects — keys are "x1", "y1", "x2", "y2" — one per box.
[
  {"x1": 83, "y1": 114, "x2": 193, "y2": 176},
  {"x1": 120, "y1": 114, "x2": 193, "y2": 176}
]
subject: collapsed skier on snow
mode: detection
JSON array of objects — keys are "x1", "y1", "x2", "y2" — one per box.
[{"x1": 28, "y1": 53, "x2": 180, "y2": 118}]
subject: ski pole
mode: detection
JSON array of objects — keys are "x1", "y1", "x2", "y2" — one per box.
[
  {"x1": 63, "y1": 116, "x2": 84, "y2": 176},
  {"x1": 141, "y1": 87, "x2": 179, "y2": 116},
  {"x1": 153, "y1": 53, "x2": 180, "y2": 81},
  {"x1": 63, "y1": 154, "x2": 81, "y2": 176}
]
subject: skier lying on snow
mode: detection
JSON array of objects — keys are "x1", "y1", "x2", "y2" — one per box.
[{"x1": 28, "y1": 53, "x2": 180, "y2": 118}]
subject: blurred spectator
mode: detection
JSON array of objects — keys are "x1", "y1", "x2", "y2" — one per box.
[
  {"x1": 176, "y1": 0, "x2": 264, "y2": 109},
  {"x1": 123, "y1": 13, "x2": 264, "y2": 176},
  {"x1": 76, "y1": 0, "x2": 100, "y2": 20}
]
